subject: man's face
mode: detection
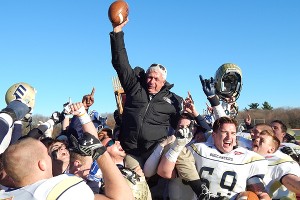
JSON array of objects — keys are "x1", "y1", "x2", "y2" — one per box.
[
  {"x1": 48, "y1": 141, "x2": 70, "y2": 162},
  {"x1": 271, "y1": 122, "x2": 285, "y2": 142},
  {"x1": 250, "y1": 126, "x2": 264, "y2": 140},
  {"x1": 252, "y1": 135, "x2": 274, "y2": 155},
  {"x1": 177, "y1": 118, "x2": 191, "y2": 130},
  {"x1": 213, "y1": 123, "x2": 236, "y2": 153},
  {"x1": 146, "y1": 71, "x2": 165, "y2": 94},
  {"x1": 98, "y1": 130, "x2": 109, "y2": 141},
  {"x1": 78, "y1": 156, "x2": 93, "y2": 180},
  {"x1": 102, "y1": 138, "x2": 126, "y2": 161}
]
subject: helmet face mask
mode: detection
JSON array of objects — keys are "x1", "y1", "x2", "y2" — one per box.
[
  {"x1": 220, "y1": 71, "x2": 241, "y2": 97},
  {"x1": 5, "y1": 82, "x2": 36, "y2": 110},
  {"x1": 215, "y1": 63, "x2": 242, "y2": 101}
]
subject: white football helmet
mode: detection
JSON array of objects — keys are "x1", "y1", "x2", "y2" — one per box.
[
  {"x1": 5, "y1": 82, "x2": 37, "y2": 110},
  {"x1": 215, "y1": 63, "x2": 242, "y2": 101}
]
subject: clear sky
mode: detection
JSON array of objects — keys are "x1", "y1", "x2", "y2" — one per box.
[{"x1": 0, "y1": 1, "x2": 299, "y2": 117}]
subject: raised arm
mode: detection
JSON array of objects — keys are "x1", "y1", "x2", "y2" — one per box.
[
  {"x1": 199, "y1": 75, "x2": 226, "y2": 119},
  {"x1": 69, "y1": 102, "x2": 133, "y2": 200}
]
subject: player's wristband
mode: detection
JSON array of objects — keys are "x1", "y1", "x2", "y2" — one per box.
[
  {"x1": 165, "y1": 146, "x2": 183, "y2": 163},
  {"x1": 93, "y1": 146, "x2": 107, "y2": 161},
  {"x1": 77, "y1": 106, "x2": 91, "y2": 125},
  {"x1": 79, "y1": 112, "x2": 91, "y2": 125},
  {"x1": 207, "y1": 95, "x2": 220, "y2": 107}
]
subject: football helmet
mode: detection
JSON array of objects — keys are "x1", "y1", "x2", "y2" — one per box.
[
  {"x1": 5, "y1": 82, "x2": 37, "y2": 110},
  {"x1": 214, "y1": 63, "x2": 242, "y2": 101}
]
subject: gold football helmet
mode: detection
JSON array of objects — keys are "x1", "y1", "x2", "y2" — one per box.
[{"x1": 5, "y1": 82, "x2": 36, "y2": 110}]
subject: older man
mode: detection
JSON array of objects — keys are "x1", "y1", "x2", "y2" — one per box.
[{"x1": 110, "y1": 19, "x2": 183, "y2": 168}]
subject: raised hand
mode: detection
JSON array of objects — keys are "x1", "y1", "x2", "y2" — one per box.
[
  {"x1": 184, "y1": 91, "x2": 198, "y2": 117},
  {"x1": 244, "y1": 114, "x2": 252, "y2": 126},
  {"x1": 175, "y1": 120, "x2": 195, "y2": 146},
  {"x1": 82, "y1": 87, "x2": 95, "y2": 110},
  {"x1": 199, "y1": 75, "x2": 216, "y2": 97},
  {"x1": 62, "y1": 97, "x2": 72, "y2": 115},
  {"x1": 50, "y1": 111, "x2": 65, "y2": 124},
  {"x1": 70, "y1": 133, "x2": 106, "y2": 161}
]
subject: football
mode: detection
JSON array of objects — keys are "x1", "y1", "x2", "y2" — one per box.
[
  {"x1": 236, "y1": 191, "x2": 259, "y2": 200},
  {"x1": 108, "y1": 0, "x2": 129, "y2": 25}
]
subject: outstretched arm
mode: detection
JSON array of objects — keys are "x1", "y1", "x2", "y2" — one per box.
[
  {"x1": 184, "y1": 91, "x2": 211, "y2": 132},
  {"x1": 143, "y1": 135, "x2": 175, "y2": 178},
  {"x1": 199, "y1": 75, "x2": 226, "y2": 119},
  {"x1": 282, "y1": 174, "x2": 300, "y2": 194},
  {"x1": 70, "y1": 102, "x2": 133, "y2": 200},
  {"x1": 157, "y1": 126, "x2": 193, "y2": 179}
]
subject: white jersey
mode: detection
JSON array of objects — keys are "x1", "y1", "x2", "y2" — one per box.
[
  {"x1": 188, "y1": 143, "x2": 268, "y2": 200},
  {"x1": 0, "y1": 174, "x2": 94, "y2": 200},
  {"x1": 264, "y1": 150, "x2": 300, "y2": 200}
]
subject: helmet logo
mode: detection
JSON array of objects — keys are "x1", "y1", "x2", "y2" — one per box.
[{"x1": 12, "y1": 84, "x2": 27, "y2": 100}]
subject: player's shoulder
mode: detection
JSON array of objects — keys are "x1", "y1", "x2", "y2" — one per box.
[
  {"x1": 281, "y1": 142, "x2": 300, "y2": 150},
  {"x1": 190, "y1": 142, "x2": 213, "y2": 151},
  {"x1": 233, "y1": 146, "x2": 266, "y2": 162},
  {"x1": 266, "y1": 150, "x2": 295, "y2": 165}
]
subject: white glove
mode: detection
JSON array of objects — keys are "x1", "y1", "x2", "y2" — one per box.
[
  {"x1": 38, "y1": 119, "x2": 55, "y2": 138},
  {"x1": 165, "y1": 122, "x2": 194, "y2": 162},
  {"x1": 62, "y1": 98, "x2": 72, "y2": 115}
]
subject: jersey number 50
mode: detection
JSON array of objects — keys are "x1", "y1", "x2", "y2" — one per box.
[{"x1": 200, "y1": 167, "x2": 237, "y2": 191}]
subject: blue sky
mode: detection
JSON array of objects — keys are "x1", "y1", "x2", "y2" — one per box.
[{"x1": 0, "y1": 1, "x2": 299, "y2": 117}]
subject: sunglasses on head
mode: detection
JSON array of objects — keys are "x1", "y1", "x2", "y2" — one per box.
[
  {"x1": 105, "y1": 139, "x2": 115, "y2": 147},
  {"x1": 150, "y1": 64, "x2": 166, "y2": 73}
]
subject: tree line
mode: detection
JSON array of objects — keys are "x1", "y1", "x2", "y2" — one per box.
[{"x1": 21, "y1": 106, "x2": 300, "y2": 137}]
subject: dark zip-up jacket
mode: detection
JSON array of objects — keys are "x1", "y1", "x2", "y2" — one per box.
[{"x1": 110, "y1": 31, "x2": 183, "y2": 159}]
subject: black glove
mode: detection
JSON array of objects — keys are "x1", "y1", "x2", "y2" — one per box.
[
  {"x1": 189, "y1": 179, "x2": 229, "y2": 200},
  {"x1": 70, "y1": 133, "x2": 106, "y2": 160},
  {"x1": 199, "y1": 75, "x2": 216, "y2": 97},
  {"x1": 284, "y1": 133, "x2": 297, "y2": 144},
  {"x1": 281, "y1": 146, "x2": 300, "y2": 163},
  {"x1": 199, "y1": 75, "x2": 220, "y2": 107},
  {"x1": 50, "y1": 111, "x2": 65, "y2": 124}
]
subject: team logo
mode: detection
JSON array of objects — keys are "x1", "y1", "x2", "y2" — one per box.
[
  {"x1": 83, "y1": 138, "x2": 94, "y2": 145},
  {"x1": 163, "y1": 96, "x2": 172, "y2": 104},
  {"x1": 265, "y1": 155, "x2": 274, "y2": 159},
  {"x1": 234, "y1": 151, "x2": 244, "y2": 155}
]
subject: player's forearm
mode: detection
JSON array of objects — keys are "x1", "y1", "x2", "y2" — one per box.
[
  {"x1": 257, "y1": 192, "x2": 271, "y2": 200},
  {"x1": 282, "y1": 175, "x2": 300, "y2": 193},
  {"x1": 157, "y1": 155, "x2": 176, "y2": 179},
  {"x1": 143, "y1": 144, "x2": 163, "y2": 177},
  {"x1": 96, "y1": 152, "x2": 133, "y2": 200}
]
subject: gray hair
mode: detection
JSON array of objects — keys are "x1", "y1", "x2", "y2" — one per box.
[{"x1": 146, "y1": 64, "x2": 167, "y2": 80}]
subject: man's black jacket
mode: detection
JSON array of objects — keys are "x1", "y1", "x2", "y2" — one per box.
[{"x1": 110, "y1": 31, "x2": 183, "y2": 159}]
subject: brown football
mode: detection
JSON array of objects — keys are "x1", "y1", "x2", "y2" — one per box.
[
  {"x1": 108, "y1": 0, "x2": 129, "y2": 25},
  {"x1": 236, "y1": 191, "x2": 259, "y2": 200}
]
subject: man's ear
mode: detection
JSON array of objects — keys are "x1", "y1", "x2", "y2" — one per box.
[
  {"x1": 269, "y1": 146, "x2": 275, "y2": 154},
  {"x1": 74, "y1": 160, "x2": 82, "y2": 168},
  {"x1": 38, "y1": 160, "x2": 47, "y2": 171}
]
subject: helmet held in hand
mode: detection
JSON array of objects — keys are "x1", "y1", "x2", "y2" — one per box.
[
  {"x1": 5, "y1": 82, "x2": 37, "y2": 110},
  {"x1": 214, "y1": 63, "x2": 242, "y2": 101}
]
